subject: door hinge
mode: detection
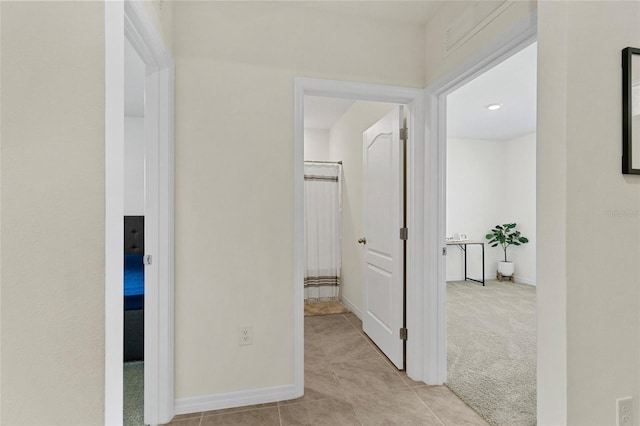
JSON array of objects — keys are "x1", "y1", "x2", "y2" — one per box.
[
  {"x1": 399, "y1": 127, "x2": 408, "y2": 141},
  {"x1": 442, "y1": 247, "x2": 447, "y2": 256},
  {"x1": 400, "y1": 227, "x2": 408, "y2": 240},
  {"x1": 400, "y1": 328, "x2": 408, "y2": 340},
  {"x1": 144, "y1": 255, "x2": 153, "y2": 265}
]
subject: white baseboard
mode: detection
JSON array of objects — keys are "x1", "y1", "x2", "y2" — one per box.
[
  {"x1": 515, "y1": 277, "x2": 536, "y2": 286},
  {"x1": 339, "y1": 295, "x2": 362, "y2": 319},
  {"x1": 174, "y1": 384, "x2": 298, "y2": 416}
]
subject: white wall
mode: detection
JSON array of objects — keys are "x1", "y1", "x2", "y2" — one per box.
[
  {"x1": 0, "y1": 2, "x2": 105, "y2": 424},
  {"x1": 172, "y1": 1, "x2": 425, "y2": 400},
  {"x1": 446, "y1": 134, "x2": 536, "y2": 285},
  {"x1": 303, "y1": 128, "x2": 329, "y2": 162},
  {"x1": 538, "y1": 2, "x2": 640, "y2": 424},
  {"x1": 125, "y1": 117, "x2": 145, "y2": 216},
  {"x1": 504, "y1": 133, "x2": 536, "y2": 284},
  {"x1": 446, "y1": 138, "x2": 504, "y2": 281},
  {"x1": 327, "y1": 101, "x2": 395, "y2": 316}
]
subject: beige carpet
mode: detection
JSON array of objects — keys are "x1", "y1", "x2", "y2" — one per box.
[
  {"x1": 304, "y1": 300, "x2": 350, "y2": 316},
  {"x1": 124, "y1": 361, "x2": 144, "y2": 426},
  {"x1": 446, "y1": 280, "x2": 536, "y2": 426}
]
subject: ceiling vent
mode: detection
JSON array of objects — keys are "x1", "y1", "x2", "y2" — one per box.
[{"x1": 445, "y1": 1, "x2": 513, "y2": 55}]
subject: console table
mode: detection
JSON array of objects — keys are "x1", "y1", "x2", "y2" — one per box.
[{"x1": 446, "y1": 240, "x2": 485, "y2": 286}]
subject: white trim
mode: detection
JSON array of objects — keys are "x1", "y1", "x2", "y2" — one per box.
[
  {"x1": 514, "y1": 277, "x2": 536, "y2": 286},
  {"x1": 157, "y1": 62, "x2": 176, "y2": 424},
  {"x1": 422, "y1": 10, "x2": 537, "y2": 386},
  {"x1": 339, "y1": 295, "x2": 362, "y2": 320},
  {"x1": 295, "y1": 78, "x2": 425, "y2": 384},
  {"x1": 105, "y1": 2, "x2": 175, "y2": 425},
  {"x1": 144, "y1": 68, "x2": 163, "y2": 424},
  {"x1": 174, "y1": 385, "x2": 297, "y2": 415},
  {"x1": 293, "y1": 80, "x2": 305, "y2": 399},
  {"x1": 124, "y1": 2, "x2": 173, "y2": 69}
]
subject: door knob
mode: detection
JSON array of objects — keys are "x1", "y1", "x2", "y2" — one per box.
[{"x1": 358, "y1": 238, "x2": 367, "y2": 244}]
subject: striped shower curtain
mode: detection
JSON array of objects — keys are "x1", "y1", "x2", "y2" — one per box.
[{"x1": 304, "y1": 162, "x2": 342, "y2": 301}]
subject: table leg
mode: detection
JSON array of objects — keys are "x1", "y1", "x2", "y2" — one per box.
[
  {"x1": 481, "y1": 243, "x2": 485, "y2": 286},
  {"x1": 463, "y1": 244, "x2": 467, "y2": 281}
]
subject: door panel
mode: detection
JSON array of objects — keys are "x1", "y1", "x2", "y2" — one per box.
[{"x1": 362, "y1": 106, "x2": 404, "y2": 369}]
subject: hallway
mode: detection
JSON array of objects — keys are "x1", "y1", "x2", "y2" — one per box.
[{"x1": 166, "y1": 313, "x2": 488, "y2": 425}]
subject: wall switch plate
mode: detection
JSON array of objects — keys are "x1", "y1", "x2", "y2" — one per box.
[
  {"x1": 239, "y1": 326, "x2": 253, "y2": 346},
  {"x1": 617, "y1": 397, "x2": 633, "y2": 426}
]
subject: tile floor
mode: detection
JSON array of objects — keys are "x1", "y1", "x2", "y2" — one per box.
[{"x1": 164, "y1": 313, "x2": 488, "y2": 426}]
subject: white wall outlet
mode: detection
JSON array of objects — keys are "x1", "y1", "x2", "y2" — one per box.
[
  {"x1": 617, "y1": 397, "x2": 633, "y2": 426},
  {"x1": 239, "y1": 326, "x2": 253, "y2": 346}
]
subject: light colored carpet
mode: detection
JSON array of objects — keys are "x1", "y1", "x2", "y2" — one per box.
[
  {"x1": 124, "y1": 361, "x2": 144, "y2": 426},
  {"x1": 304, "y1": 300, "x2": 350, "y2": 316},
  {"x1": 446, "y1": 280, "x2": 536, "y2": 426}
]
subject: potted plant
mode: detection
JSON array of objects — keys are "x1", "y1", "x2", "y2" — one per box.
[{"x1": 486, "y1": 223, "x2": 529, "y2": 281}]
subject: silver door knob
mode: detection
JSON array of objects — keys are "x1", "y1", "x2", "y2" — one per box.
[{"x1": 358, "y1": 238, "x2": 367, "y2": 244}]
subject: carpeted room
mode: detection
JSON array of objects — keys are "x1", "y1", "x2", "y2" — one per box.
[{"x1": 444, "y1": 43, "x2": 537, "y2": 426}]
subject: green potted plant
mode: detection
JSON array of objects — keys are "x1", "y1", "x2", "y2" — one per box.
[{"x1": 485, "y1": 223, "x2": 529, "y2": 281}]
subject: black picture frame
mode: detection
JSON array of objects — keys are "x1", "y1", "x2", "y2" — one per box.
[{"x1": 622, "y1": 47, "x2": 640, "y2": 174}]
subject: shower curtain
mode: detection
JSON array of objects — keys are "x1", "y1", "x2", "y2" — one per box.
[{"x1": 304, "y1": 162, "x2": 342, "y2": 301}]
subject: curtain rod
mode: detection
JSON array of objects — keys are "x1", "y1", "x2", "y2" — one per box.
[{"x1": 304, "y1": 160, "x2": 343, "y2": 165}]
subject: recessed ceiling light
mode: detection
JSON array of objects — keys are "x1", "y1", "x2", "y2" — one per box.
[{"x1": 487, "y1": 104, "x2": 502, "y2": 111}]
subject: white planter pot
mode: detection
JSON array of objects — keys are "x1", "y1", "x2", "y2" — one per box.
[{"x1": 498, "y1": 261, "x2": 515, "y2": 276}]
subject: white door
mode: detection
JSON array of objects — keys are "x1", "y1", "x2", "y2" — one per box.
[{"x1": 362, "y1": 106, "x2": 405, "y2": 369}]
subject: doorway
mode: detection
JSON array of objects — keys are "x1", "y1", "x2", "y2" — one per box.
[
  {"x1": 302, "y1": 97, "x2": 406, "y2": 369},
  {"x1": 294, "y1": 79, "x2": 426, "y2": 397},
  {"x1": 444, "y1": 42, "x2": 537, "y2": 426},
  {"x1": 105, "y1": 2, "x2": 175, "y2": 425}
]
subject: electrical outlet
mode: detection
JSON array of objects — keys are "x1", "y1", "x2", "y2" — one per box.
[
  {"x1": 239, "y1": 326, "x2": 253, "y2": 346},
  {"x1": 617, "y1": 397, "x2": 633, "y2": 426}
]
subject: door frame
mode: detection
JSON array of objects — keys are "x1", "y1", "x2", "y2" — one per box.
[
  {"x1": 422, "y1": 10, "x2": 537, "y2": 385},
  {"x1": 294, "y1": 78, "x2": 425, "y2": 393},
  {"x1": 105, "y1": 2, "x2": 175, "y2": 424}
]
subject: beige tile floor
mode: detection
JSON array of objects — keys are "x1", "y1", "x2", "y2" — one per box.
[{"x1": 165, "y1": 313, "x2": 488, "y2": 426}]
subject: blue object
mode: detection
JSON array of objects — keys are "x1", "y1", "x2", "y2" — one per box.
[{"x1": 124, "y1": 254, "x2": 144, "y2": 310}]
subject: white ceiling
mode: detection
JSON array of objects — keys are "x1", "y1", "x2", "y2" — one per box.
[
  {"x1": 304, "y1": 96, "x2": 356, "y2": 130},
  {"x1": 125, "y1": 38, "x2": 145, "y2": 117},
  {"x1": 447, "y1": 42, "x2": 537, "y2": 141}
]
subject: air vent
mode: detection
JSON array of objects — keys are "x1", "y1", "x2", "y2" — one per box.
[{"x1": 445, "y1": 1, "x2": 512, "y2": 54}]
